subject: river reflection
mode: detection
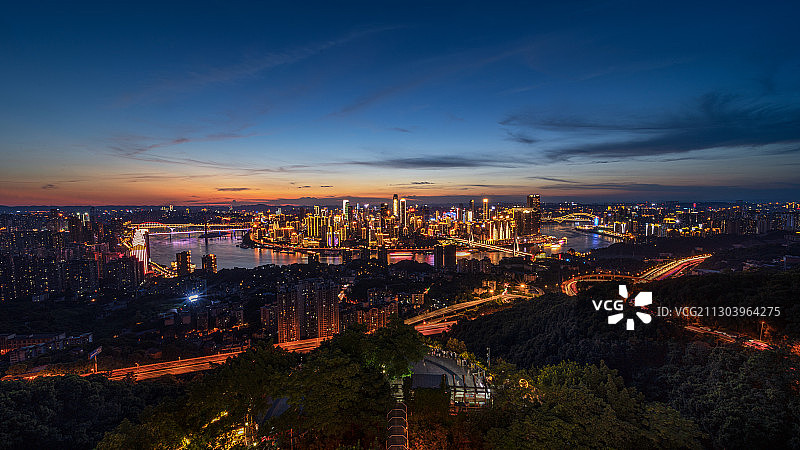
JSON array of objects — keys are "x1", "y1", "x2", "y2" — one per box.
[{"x1": 148, "y1": 223, "x2": 619, "y2": 270}]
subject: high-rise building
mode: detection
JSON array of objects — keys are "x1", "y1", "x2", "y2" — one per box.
[
  {"x1": 105, "y1": 256, "x2": 143, "y2": 292},
  {"x1": 434, "y1": 244, "x2": 457, "y2": 270},
  {"x1": 528, "y1": 194, "x2": 541, "y2": 235},
  {"x1": 400, "y1": 198, "x2": 407, "y2": 229},
  {"x1": 277, "y1": 287, "x2": 301, "y2": 343},
  {"x1": 341, "y1": 249, "x2": 353, "y2": 264},
  {"x1": 515, "y1": 194, "x2": 542, "y2": 236},
  {"x1": 176, "y1": 251, "x2": 192, "y2": 276},
  {"x1": 303, "y1": 215, "x2": 328, "y2": 240},
  {"x1": 66, "y1": 259, "x2": 99, "y2": 297},
  {"x1": 260, "y1": 305, "x2": 275, "y2": 333},
  {"x1": 314, "y1": 282, "x2": 340, "y2": 339},
  {"x1": 377, "y1": 246, "x2": 389, "y2": 265},
  {"x1": 392, "y1": 194, "x2": 399, "y2": 217},
  {"x1": 482, "y1": 198, "x2": 489, "y2": 221},
  {"x1": 67, "y1": 215, "x2": 86, "y2": 243},
  {"x1": 129, "y1": 229, "x2": 150, "y2": 273},
  {"x1": 201, "y1": 254, "x2": 217, "y2": 274},
  {"x1": 277, "y1": 280, "x2": 340, "y2": 342},
  {"x1": 0, "y1": 255, "x2": 15, "y2": 302},
  {"x1": 343, "y1": 200, "x2": 351, "y2": 221}
]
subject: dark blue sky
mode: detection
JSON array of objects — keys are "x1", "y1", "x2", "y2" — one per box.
[{"x1": 1, "y1": 0, "x2": 798, "y2": 205}]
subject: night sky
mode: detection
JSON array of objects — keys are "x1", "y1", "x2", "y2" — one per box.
[{"x1": 1, "y1": 1, "x2": 799, "y2": 206}]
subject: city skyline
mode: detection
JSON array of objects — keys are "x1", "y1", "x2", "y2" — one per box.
[
  {"x1": 2, "y1": 3, "x2": 800, "y2": 448},
  {"x1": 2, "y1": 1, "x2": 800, "y2": 206}
]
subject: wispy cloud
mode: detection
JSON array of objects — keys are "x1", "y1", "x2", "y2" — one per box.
[
  {"x1": 388, "y1": 181, "x2": 437, "y2": 189},
  {"x1": 107, "y1": 131, "x2": 311, "y2": 174},
  {"x1": 41, "y1": 184, "x2": 57, "y2": 190},
  {"x1": 331, "y1": 41, "x2": 541, "y2": 116},
  {"x1": 217, "y1": 187, "x2": 252, "y2": 192},
  {"x1": 502, "y1": 92, "x2": 800, "y2": 161},
  {"x1": 528, "y1": 176, "x2": 578, "y2": 183},
  {"x1": 538, "y1": 180, "x2": 800, "y2": 195},
  {"x1": 347, "y1": 155, "x2": 515, "y2": 169},
  {"x1": 504, "y1": 130, "x2": 538, "y2": 144},
  {"x1": 118, "y1": 26, "x2": 400, "y2": 106},
  {"x1": 458, "y1": 183, "x2": 522, "y2": 189}
]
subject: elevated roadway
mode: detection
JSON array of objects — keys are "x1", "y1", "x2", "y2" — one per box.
[
  {"x1": 104, "y1": 337, "x2": 331, "y2": 381},
  {"x1": 561, "y1": 254, "x2": 711, "y2": 296},
  {"x1": 404, "y1": 292, "x2": 528, "y2": 326},
  {"x1": 106, "y1": 351, "x2": 243, "y2": 381},
  {"x1": 562, "y1": 274, "x2": 640, "y2": 296},
  {"x1": 414, "y1": 321, "x2": 458, "y2": 336}
]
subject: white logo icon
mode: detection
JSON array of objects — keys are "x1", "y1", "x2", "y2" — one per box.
[{"x1": 607, "y1": 285, "x2": 652, "y2": 330}]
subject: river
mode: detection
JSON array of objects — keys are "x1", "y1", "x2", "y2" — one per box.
[{"x1": 147, "y1": 223, "x2": 619, "y2": 270}]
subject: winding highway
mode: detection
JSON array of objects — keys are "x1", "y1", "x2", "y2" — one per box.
[
  {"x1": 104, "y1": 338, "x2": 331, "y2": 381},
  {"x1": 561, "y1": 254, "x2": 712, "y2": 296},
  {"x1": 404, "y1": 292, "x2": 531, "y2": 326}
]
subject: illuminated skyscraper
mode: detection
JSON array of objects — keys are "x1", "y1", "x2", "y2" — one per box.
[
  {"x1": 67, "y1": 215, "x2": 86, "y2": 243},
  {"x1": 314, "y1": 281, "x2": 340, "y2": 339},
  {"x1": 129, "y1": 228, "x2": 150, "y2": 272},
  {"x1": 201, "y1": 254, "x2": 217, "y2": 274},
  {"x1": 343, "y1": 199, "x2": 350, "y2": 221},
  {"x1": 392, "y1": 194, "x2": 399, "y2": 217},
  {"x1": 400, "y1": 198, "x2": 407, "y2": 229},
  {"x1": 483, "y1": 198, "x2": 489, "y2": 221},
  {"x1": 528, "y1": 194, "x2": 541, "y2": 235},
  {"x1": 277, "y1": 287, "x2": 300, "y2": 343},
  {"x1": 176, "y1": 251, "x2": 192, "y2": 276},
  {"x1": 515, "y1": 194, "x2": 542, "y2": 236},
  {"x1": 277, "y1": 280, "x2": 339, "y2": 342}
]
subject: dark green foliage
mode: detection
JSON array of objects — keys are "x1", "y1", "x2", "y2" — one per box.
[
  {"x1": 650, "y1": 344, "x2": 800, "y2": 449},
  {"x1": 325, "y1": 317, "x2": 427, "y2": 379},
  {"x1": 644, "y1": 268, "x2": 800, "y2": 339},
  {"x1": 0, "y1": 375, "x2": 182, "y2": 450},
  {"x1": 453, "y1": 292, "x2": 674, "y2": 382},
  {"x1": 98, "y1": 321, "x2": 426, "y2": 449},
  {"x1": 411, "y1": 387, "x2": 451, "y2": 424},
  {"x1": 276, "y1": 346, "x2": 392, "y2": 448},
  {"x1": 451, "y1": 277, "x2": 800, "y2": 449},
  {"x1": 407, "y1": 360, "x2": 703, "y2": 449},
  {"x1": 96, "y1": 344, "x2": 298, "y2": 449},
  {"x1": 479, "y1": 361, "x2": 704, "y2": 449},
  {"x1": 445, "y1": 337, "x2": 467, "y2": 354}
]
